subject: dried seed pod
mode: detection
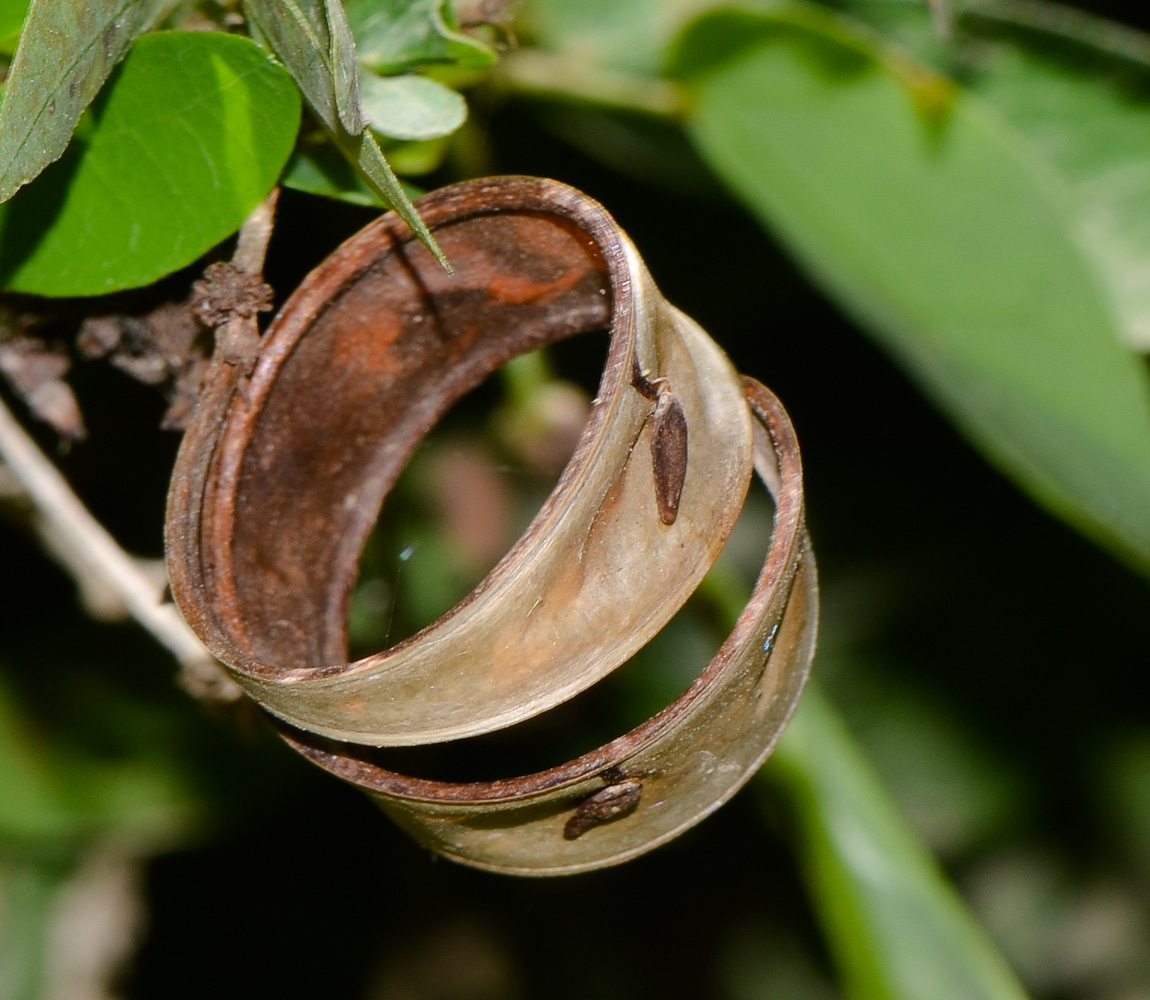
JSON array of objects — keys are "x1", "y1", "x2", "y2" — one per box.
[
  {"x1": 167, "y1": 176, "x2": 753, "y2": 747},
  {"x1": 165, "y1": 177, "x2": 816, "y2": 874}
]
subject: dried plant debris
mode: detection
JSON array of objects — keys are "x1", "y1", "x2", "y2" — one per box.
[
  {"x1": 0, "y1": 333, "x2": 86, "y2": 443},
  {"x1": 67, "y1": 226, "x2": 278, "y2": 428},
  {"x1": 456, "y1": 0, "x2": 517, "y2": 30},
  {"x1": 78, "y1": 296, "x2": 211, "y2": 432}
]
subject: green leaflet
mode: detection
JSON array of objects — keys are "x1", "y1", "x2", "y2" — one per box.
[
  {"x1": 360, "y1": 69, "x2": 466, "y2": 140},
  {"x1": 969, "y1": 45, "x2": 1150, "y2": 352},
  {"x1": 838, "y1": 2, "x2": 1150, "y2": 354},
  {"x1": 766, "y1": 686, "x2": 1030, "y2": 1000},
  {"x1": 345, "y1": 0, "x2": 494, "y2": 75},
  {"x1": 0, "y1": 31, "x2": 300, "y2": 296},
  {"x1": 244, "y1": 0, "x2": 448, "y2": 268},
  {"x1": 282, "y1": 143, "x2": 385, "y2": 207},
  {"x1": 0, "y1": 0, "x2": 173, "y2": 202},
  {"x1": 0, "y1": 0, "x2": 30, "y2": 56},
  {"x1": 678, "y1": 6, "x2": 1150, "y2": 576}
]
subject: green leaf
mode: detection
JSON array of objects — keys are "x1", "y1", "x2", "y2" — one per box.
[
  {"x1": 282, "y1": 143, "x2": 385, "y2": 207},
  {"x1": 383, "y1": 136, "x2": 449, "y2": 176},
  {"x1": 845, "y1": 684, "x2": 1026, "y2": 858},
  {"x1": 968, "y1": 44, "x2": 1150, "y2": 352},
  {"x1": 766, "y1": 686, "x2": 1029, "y2": 1000},
  {"x1": 0, "y1": 30, "x2": 300, "y2": 296},
  {"x1": 0, "y1": 0, "x2": 173, "y2": 202},
  {"x1": 326, "y1": 0, "x2": 366, "y2": 133},
  {"x1": 345, "y1": 0, "x2": 494, "y2": 74},
  {"x1": 0, "y1": 856, "x2": 69, "y2": 1000},
  {"x1": 839, "y1": 2, "x2": 1150, "y2": 356},
  {"x1": 244, "y1": 0, "x2": 364, "y2": 135},
  {"x1": 0, "y1": 0, "x2": 30, "y2": 56},
  {"x1": 244, "y1": 0, "x2": 449, "y2": 269},
  {"x1": 360, "y1": 69, "x2": 466, "y2": 140},
  {"x1": 0, "y1": 667, "x2": 200, "y2": 845},
  {"x1": 518, "y1": 0, "x2": 678, "y2": 76},
  {"x1": 679, "y1": 5, "x2": 1150, "y2": 575}
]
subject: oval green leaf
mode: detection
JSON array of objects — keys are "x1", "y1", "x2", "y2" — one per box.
[
  {"x1": 345, "y1": 0, "x2": 494, "y2": 75},
  {"x1": 0, "y1": 30, "x2": 300, "y2": 297},
  {"x1": 680, "y1": 6, "x2": 1150, "y2": 575},
  {"x1": 360, "y1": 70, "x2": 466, "y2": 140},
  {"x1": 837, "y1": 2, "x2": 1150, "y2": 355}
]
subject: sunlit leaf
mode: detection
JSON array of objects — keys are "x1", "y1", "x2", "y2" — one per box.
[
  {"x1": 244, "y1": 0, "x2": 448, "y2": 268},
  {"x1": 360, "y1": 70, "x2": 466, "y2": 140},
  {"x1": 766, "y1": 686, "x2": 1030, "y2": 1000},
  {"x1": 345, "y1": 0, "x2": 494, "y2": 74},
  {"x1": 679, "y1": 5, "x2": 1150, "y2": 575},
  {"x1": 0, "y1": 0, "x2": 172, "y2": 202},
  {"x1": 0, "y1": 31, "x2": 300, "y2": 296}
]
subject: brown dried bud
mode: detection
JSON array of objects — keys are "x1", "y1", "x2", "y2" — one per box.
[{"x1": 0, "y1": 336, "x2": 86, "y2": 442}]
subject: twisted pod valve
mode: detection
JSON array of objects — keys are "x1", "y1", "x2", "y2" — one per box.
[{"x1": 165, "y1": 176, "x2": 818, "y2": 875}]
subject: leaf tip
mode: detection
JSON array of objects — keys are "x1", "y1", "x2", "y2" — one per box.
[{"x1": 430, "y1": 236, "x2": 454, "y2": 274}]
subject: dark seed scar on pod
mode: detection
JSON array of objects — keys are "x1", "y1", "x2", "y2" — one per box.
[
  {"x1": 632, "y1": 367, "x2": 688, "y2": 525},
  {"x1": 564, "y1": 773, "x2": 644, "y2": 840}
]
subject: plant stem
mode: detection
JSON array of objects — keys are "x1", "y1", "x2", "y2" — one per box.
[
  {"x1": 961, "y1": 0, "x2": 1150, "y2": 66},
  {"x1": 495, "y1": 49, "x2": 687, "y2": 119},
  {"x1": 0, "y1": 395, "x2": 217, "y2": 678}
]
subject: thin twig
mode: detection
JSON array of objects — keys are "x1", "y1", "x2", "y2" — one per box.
[
  {"x1": 0, "y1": 395, "x2": 217, "y2": 675},
  {"x1": 927, "y1": 0, "x2": 954, "y2": 40},
  {"x1": 231, "y1": 188, "x2": 278, "y2": 276}
]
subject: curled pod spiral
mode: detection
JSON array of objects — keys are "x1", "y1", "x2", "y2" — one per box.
[{"x1": 166, "y1": 176, "x2": 817, "y2": 874}]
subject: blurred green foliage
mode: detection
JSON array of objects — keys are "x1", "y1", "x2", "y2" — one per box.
[{"x1": 2, "y1": 1, "x2": 1150, "y2": 998}]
